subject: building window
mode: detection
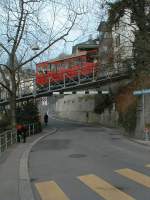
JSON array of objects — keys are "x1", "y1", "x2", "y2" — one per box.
[{"x1": 116, "y1": 35, "x2": 120, "y2": 47}]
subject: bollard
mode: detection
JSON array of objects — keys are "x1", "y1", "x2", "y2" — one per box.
[
  {"x1": 5, "y1": 133, "x2": 7, "y2": 150},
  {"x1": 29, "y1": 124, "x2": 31, "y2": 136},
  {"x1": 33, "y1": 124, "x2": 35, "y2": 135},
  {"x1": 10, "y1": 131, "x2": 13, "y2": 144}
]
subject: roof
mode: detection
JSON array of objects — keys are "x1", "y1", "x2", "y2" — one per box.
[
  {"x1": 36, "y1": 51, "x2": 87, "y2": 67},
  {"x1": 48, "y1": 51, "x2": 87, "y2": 64},
  {"x1": 97, "y1": 21, "x2": 111, "y2": 32}
]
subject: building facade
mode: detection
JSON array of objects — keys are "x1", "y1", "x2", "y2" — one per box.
[{"x1": 111, "y1": 9, "x2": 137, "y2": 71}]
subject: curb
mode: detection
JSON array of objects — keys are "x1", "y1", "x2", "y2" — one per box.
[
  {"x1": 129, "y1": 138, "x2": 150, "y2": 147},
  {"x1": 19, "y1": 128, "x2": 57, "y2": 200}
]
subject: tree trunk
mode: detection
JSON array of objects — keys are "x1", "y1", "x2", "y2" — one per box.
[
  {"x1": 10, "y1": 73, "x2": 17, "y2": 129},
  {"x1": 10, "y1": 93, "x2": 16, "y2": 129}
]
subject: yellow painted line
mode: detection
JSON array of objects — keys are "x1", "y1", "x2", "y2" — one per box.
[
  {"x1": 145, "y1": 164, "x2": 150, "y2": 168},
  {"x1": 35, "y1": 181, "x2": 70, "y2": 200},
  {"x1": 116, "y1": 168, "x2": 150, "y2": 188},
  {"x1": 78, "y1": 174, "x2": 135, "y2": 200}
]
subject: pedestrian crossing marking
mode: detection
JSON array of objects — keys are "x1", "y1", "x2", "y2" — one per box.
[
  {"x1": 78, "y1": 174, "x2": 135, "y2": 200},
  {"x1": 116, "y1": 168, "x2": 150, "y2": 188},
  {"x1": 35, "y1": 181, "x2": 70, "y2": 200}
]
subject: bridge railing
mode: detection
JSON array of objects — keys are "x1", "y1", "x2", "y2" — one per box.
[
  {"x1": 0, "y1": 66, "x2": 130, "y2": 105},
  {"x1": 0, "y1": 122, "x2": 41, "y2": 154}
]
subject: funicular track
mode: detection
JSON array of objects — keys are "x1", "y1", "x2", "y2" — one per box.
[{"x1": 0, "y1": 68, "x2": 130, "y2": 106}]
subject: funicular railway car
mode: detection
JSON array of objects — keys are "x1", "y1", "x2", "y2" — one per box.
[{"x1": 36, "y1": 49, "x2": 98, "y2": 88}]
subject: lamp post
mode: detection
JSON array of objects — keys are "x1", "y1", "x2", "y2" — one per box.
[{"x1": 31, "y1": 43, "x2": 40, "y2": 102}]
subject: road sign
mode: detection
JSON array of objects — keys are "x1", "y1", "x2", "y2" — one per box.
[
  {"x1": 133, "y1": 89, "x2": 150, "y2": 96},
  {"x1": 102, "y1": 91, "x2": 109, "y2": 94}
]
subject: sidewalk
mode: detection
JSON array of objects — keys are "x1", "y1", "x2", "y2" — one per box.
[
  {"x1": 0, "y1": 128, "x2": 57, "y2": 200},
  {"x1": 132, "y1": 139, "x2": 150, "y2": 146}
]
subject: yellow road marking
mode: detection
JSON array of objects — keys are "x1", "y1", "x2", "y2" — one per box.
[
  {"x1": 35, "y1": 181, "x2": 70, "y2": 200},
  {"x1": 116, "y1": 168, "x2": 150, "y2": 188},
  {"x1": 78, "y1": 174, "x2": 135, "y2": 200},
  {"x1": 145, "y1": 164, "x2": 150, "y2": 168}
]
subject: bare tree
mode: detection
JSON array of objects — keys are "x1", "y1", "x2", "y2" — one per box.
[{"x1": 0, "y1": 0, "x2": 86, "y2": 128}]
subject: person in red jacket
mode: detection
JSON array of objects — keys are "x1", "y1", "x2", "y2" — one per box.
[{"x1": 16, "y1": 124, "x2": 22, "y2": 143}]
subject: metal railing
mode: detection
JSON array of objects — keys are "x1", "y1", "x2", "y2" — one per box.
[
  {"x1": 0, "y1": 66, "x2": 130, "y2": 106},
  {"x1": 0, "y1": 122, "x2": 41, "y2": 154},
  {"x1": 0, "y1": 130, "x2": 17, "y2": 153},
  {"x1": 25, "y1": 122, "x2": 41, "y2": 137}
]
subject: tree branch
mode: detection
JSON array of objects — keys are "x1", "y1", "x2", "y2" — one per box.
[{"x1": 19, "y1": 14, "x2": 78, "y2": 68}]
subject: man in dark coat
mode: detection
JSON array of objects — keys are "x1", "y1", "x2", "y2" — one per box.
[{"x1": 44, "y1": 113, "x2": 48, "y2": 126}]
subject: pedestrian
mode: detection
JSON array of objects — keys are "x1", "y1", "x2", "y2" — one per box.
[
  {"x1": 21, "y1": 125, "x2": 27, "y2": 143},
  {"x1": 16, "y1": 124, "x2": 22, "y2": 143},
  {"x1": 44, "y1": 113, "x2": 48, "y2": 126}
]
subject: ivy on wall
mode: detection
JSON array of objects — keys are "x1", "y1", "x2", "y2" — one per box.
[
  {"x1": 118, "y1": 102, "x2": 137, "y2": 136},
  {"x1": 94, "y1": 95, "x2": 113, "y2": 114}
]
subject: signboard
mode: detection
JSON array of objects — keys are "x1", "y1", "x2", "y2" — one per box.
[
  {"x1": 102, "y1": 91, "x2": 109, "y2": 94},
  {"x1": 133, "y1": 89, "x2": 150, "y2": 96},
  {"x1": 42, "y1": 97, "x2": 48, "y2": 106}
]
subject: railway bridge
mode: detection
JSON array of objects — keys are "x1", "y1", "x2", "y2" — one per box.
[{"x1": 0, "y1": 67, "x2": 131, "y2": 107}]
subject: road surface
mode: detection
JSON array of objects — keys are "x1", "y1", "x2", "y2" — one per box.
[{"x1": 29, "y1": 117, "x2": 150, "y2": 200}]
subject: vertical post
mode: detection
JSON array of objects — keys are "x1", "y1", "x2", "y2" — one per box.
[
  {"x1": 14, "y1": 129, "x2": 17, "y2": 143},
  {"x1": 29, "y1": 124, "x2": 31, "y2": 136},
  {"x1": 5, "y1": 133, "x2": 7, "y2": 150},
  {"x1": 33, "y1": 123, "x2": 35, "y2": 135},
  {"x1": 78, "y1": 70, "x2": 81, "y2": 84},
  {"x1": 33, "y1": 78, "x2": 36, "y2": 104},
  {"x1": 19, "y1": 86, "x2": 22, "y2": 98},
  {"x1": 142, "y1": 93, "x2": 145, "y2": 130},
  {"x1": 33, "y1": 78, "x2": 36, "y2": 97},
  {"x1": 63, "y1": 73, "x2": 66, "y2": 88},
  {"x1": 11, "y1": 130, "x2": 13, "y2": 144},
  {"x1": 48, "y1": 77, "x2": 51, "y2": 91},
  {"x1": 143, "y1": 93, "x2": 148, "y2": 141},
  {"x1": 92, "y1": 66, "x2": 95, "y2": 81}
]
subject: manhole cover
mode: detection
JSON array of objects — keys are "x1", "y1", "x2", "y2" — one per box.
[
  {"x1": 102, "y1": 154, "x2": 108, "y2": 158},
  {"x1": 83, "y1": 128, "x2": 100, "y2": 133},
  {"x1": 69, "y1": 154, "x2": 87, "y2": 158}
]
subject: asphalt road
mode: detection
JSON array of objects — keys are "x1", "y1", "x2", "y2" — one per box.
[{"x1": 29, "y1": 117, "x2": 150, "y2": 200}]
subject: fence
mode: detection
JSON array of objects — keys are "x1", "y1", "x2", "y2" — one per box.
[
  {"x1": 0, "y1": 130, "x2": 17, "y2": 153},
  {"x1": 0, "y1": 122, "x2": 41, "y2": 154}
]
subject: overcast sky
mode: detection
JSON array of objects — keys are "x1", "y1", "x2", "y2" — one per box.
[{"x1": 38, "y1": 0, "x2": 103, "y2": 61}]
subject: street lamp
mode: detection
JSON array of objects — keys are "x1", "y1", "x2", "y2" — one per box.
[{"x1": 31, "y1": 42, "x2": 40, "y2": 102}]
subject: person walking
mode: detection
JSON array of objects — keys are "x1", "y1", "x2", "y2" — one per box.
[
  {"x1": 44, "y1": 113, "x2": 48, "y2": 126},
  {"x1": 16, "y1": 124, "x2": 22, "y2": 143},
  {"x1": 21, "y1": 125, "x2": 27, "y2": 143}
]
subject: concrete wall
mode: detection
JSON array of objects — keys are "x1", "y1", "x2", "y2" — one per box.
[{"x1": 55, "y1": 94, "x2": 118, "y2": 127}]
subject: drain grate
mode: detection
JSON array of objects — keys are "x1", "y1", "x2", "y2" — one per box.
[{"x1": 69, "y1": 154, "x2": 87, "y2": 158}]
